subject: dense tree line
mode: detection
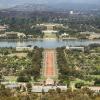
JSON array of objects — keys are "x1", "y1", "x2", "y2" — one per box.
[
  {"x1": 56, "y1": 46, "x2": 100, "y2": 84},
  {"x1": 0, "y1": 17, "x2": 44, "y2": 38},
  {"x1": 17, "y1": 46, "x2": 43, "y2": 82},
  {"x1": 56, "y1": 47, "x2": 83, "y2": 83},
  {"x1": 0, "y1": 47, "x2": 43, "y2": 82},
  {"x1": 1, "y1": 11, "x2": 100, "y2": 36}
]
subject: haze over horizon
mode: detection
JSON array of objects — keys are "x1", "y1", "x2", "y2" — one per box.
[{"x1": 0, "y1": 0, "x2": 100, "y2": 9}]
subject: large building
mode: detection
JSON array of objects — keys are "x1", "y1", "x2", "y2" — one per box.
[
  {"x1": 5, "y1": 83, "x2": 67, "y2": 93},
  {"x1": 80, "y1": 31, "x2": 95, "y2": 35},
  {"x1": 89, "y1": 33, "x2": 100, "y2": 39},
  {"x1": 16, "y1": 47, "x2": 33, "y2": 51},
  {"x1": 0, "y1": 31, "x2": 26, "y2": 39},
  {"x1": 5, "y1": 32, "x2": 26, "y2": 39},
  {"x1": 37, "y1": 23, "x2": 63, "y2": 39},
  {"x1": 80, "y1": 32, "x2": 100, "y2": 39},
  {"x1": 88, "y1": 87, "x2": 100, "y2": 93},
  {"x1": 37, "y1": 23, "x2": 63, "y2": 30},
  {"x1": 66, "y1": 46, "x2": 85, "y2": 52},
  {"x1": 0, "y1": 25, "x2": 8, "y2": 31}
]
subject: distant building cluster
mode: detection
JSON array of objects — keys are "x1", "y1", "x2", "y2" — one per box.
[
  {"x1": 80, "y1": 31, "x2": 100, "y2": 39},
  {"x1": 0, "y1": 25, "x2": 9, "y2": 31},
  {"x1": 0, "y1": 31, "x2": 26, "y2": 39},
  {"x1": 61, "y1": 33, "x2": 69, "y2": 37},
  {"x1": 89, "y1": 33, "x2": 100, "y2": 39}
]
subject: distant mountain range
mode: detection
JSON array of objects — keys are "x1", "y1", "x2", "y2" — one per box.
[
  {"x1": 1, "y1": 3, "x2": 100, "y2": 12},
  {"x1": 7, "y1": 4, "x2": 52, "y2": 12}
]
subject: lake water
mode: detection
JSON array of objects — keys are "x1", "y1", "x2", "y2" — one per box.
[{"x1": 0, "y1": 39, "x2": 100, "y2": 48}]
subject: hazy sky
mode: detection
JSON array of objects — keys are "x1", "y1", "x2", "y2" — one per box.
[{"x1": 0, "y1": 0, "x2": 100, "y2": 9}]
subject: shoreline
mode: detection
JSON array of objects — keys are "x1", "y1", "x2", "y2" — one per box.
[{"x1": 0, "y1": 38, "x2": 100, "y2": 41}]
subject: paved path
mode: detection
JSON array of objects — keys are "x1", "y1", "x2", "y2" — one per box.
[{"x1": 43, "y1": 49, "x2": 57, "y2": 79}]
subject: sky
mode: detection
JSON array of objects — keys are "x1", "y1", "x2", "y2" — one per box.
[{"x1": 0, "y1": 0, "x2": 100, "y2": 9}]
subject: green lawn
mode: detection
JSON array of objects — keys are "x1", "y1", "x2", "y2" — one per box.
[
  {"x1": 87, "y1": 75, "x2": 100, "y2": 79},
  {"x1": 71, "y1": 78, "x2": 94, "y2": 85},
  {"x1": 4, "y1": 76, "x2": 17, "y2": 82}
]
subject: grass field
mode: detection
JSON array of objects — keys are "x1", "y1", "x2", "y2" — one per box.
[{"x1": 4, "y1": 76, "x2": 17, "y2": 82}]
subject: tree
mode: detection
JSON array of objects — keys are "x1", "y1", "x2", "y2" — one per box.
[
  {"x1": 42, "y1": 89, "x2": 45, "y2": 95},
  {"x1": 26, "y1": 83, "x2": 32, "y2": 93},
  {"x1": 56, "y1": 88, "x2": 61, "y2": 94},
  {"x1": 75, "y1": 82, "x2": 84, "y2": 89},
  {"x1": 17, "y1": 76, "x2": 31, "y2": 82},
  {"x1": 94, "y1": 79, "x2": 100, "y2": 86},
  {"x1": 48, "y1": 89, "x2": 56, "y2": 96}
]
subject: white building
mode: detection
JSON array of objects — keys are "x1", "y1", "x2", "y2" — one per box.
[
  {"x1": 89, "y1": 33, "x2": 100, "y2": 39},
  {"x1": 4, "y1": 83, "x2": 67, "y2": 93},
  {"x1": 80, "y1": 32, "x2": 100, "y2": 39},
  {"x1": 0, "y1": 34, "x2": 6, "y2": 38},
  {"x1": 70, "y1": 11, "x2": 74, "y2": 15},
  {"x1": 16, "y1": 47, "x2": 33, "y2": 51},
  {"x1": 37, "y1": 23, "x2": 63, "y2": 30},
  {"x1": 5, "y1": 31, "x2": 26, "y2": 39},
  {"x1": 45, "y1": 78, "x2": 54, "y2": 85},
  {"x1": 66, "y1": 46, "x2": 84, "y2": 52},
  {"x1": 61, "y1": 33, "x2": 69, "y2": 37},
  {"x1": 0, "y1": 25, "x2": 8, "y2": 31},
  {"x1": 42, "y1": 30, "x2": 58, "y2": 34},
  {"x1": 88, "y1": 87, "x2": 100, "y2": 93},
  {"x1": 80, "y1": 31, "x2": 95, "y2": 35},
  {"x1": 32, "y1": 86, "x2": 67, "y2": 93}
]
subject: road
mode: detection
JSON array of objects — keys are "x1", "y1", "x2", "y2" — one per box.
[{"x1": 43, "y1": 49, "x2": 57, "y2": 79}]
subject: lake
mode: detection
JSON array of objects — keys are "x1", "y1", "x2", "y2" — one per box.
[{"x1": 0, "y1": 39, "x2": 100, "y2": 48}]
